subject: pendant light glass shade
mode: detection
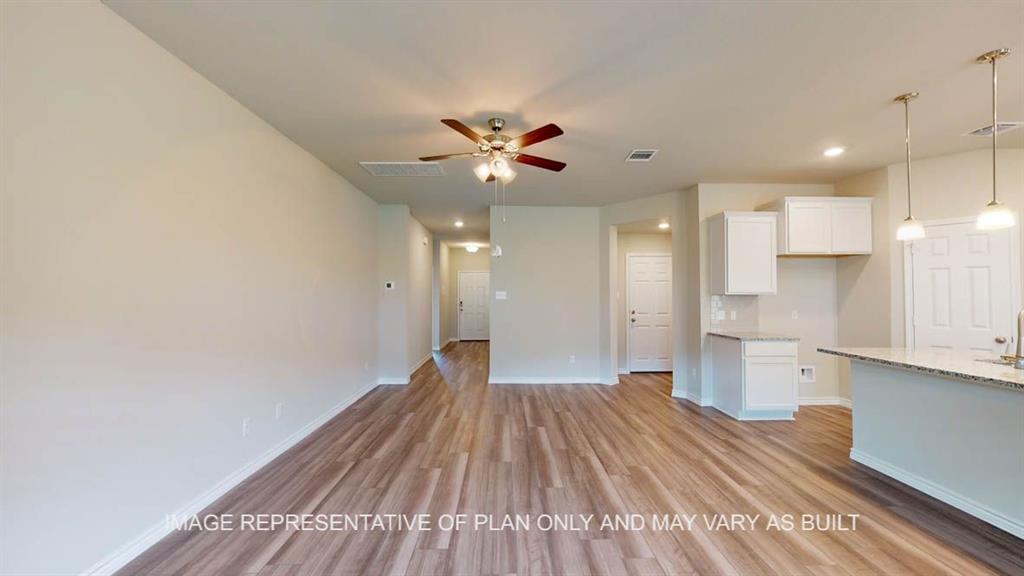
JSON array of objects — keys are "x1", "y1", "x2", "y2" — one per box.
[
  {"x1": 894, "y1": 92, "x2": 924, "y2": 242},
  {"x1": 896, "y1": 217, "x2": 926, "y2": 241},
  {"x1": 977, "y1": 200, "x2": 1015, "y2": 230},
  {"x1": 976, "y1": 48, "x2": 1015, "y2": 230}
]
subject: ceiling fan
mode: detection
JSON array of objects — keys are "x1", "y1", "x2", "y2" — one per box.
[{"x1": 419, "y1": 118, "x2": 566, "y2": 182}]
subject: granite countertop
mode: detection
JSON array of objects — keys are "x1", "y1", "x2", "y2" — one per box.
[
  {"x1": 818, "y1": 347, "x2": 1024, "y2": 392},
  {"x1": 707, "y1": 331, "x2": 799, "y2": 342}
]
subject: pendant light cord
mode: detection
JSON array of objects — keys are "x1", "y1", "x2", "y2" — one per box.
[
  {"x1": 991, "y1": 56, "x2": 998, "y2": 204},
  {"x1": 904, "y1": 97, "x2": 912, "y2": 218}
]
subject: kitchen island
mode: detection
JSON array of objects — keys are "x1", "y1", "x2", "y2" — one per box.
[{"x1": 819, "y1": 347, "x2": 1023, "y2": 539}]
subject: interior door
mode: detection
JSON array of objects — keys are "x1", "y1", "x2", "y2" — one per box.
[
  {"x1": 910, "y1": 221, "x2": 1015, "y2": 356},
  {"x1": 628, "y1": 255, "x2": 672, "y2": 372},
  {"x1": 458, "y1": 271, "x2": 489, "y2": 341}
]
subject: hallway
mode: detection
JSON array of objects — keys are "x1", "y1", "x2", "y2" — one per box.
[{"x1": 118, "y1": 342, "x2": 1021, "y2": 575}]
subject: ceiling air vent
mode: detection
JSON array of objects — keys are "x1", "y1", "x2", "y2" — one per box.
[
  {"x1": 626, "y1": 149, "x2": 659, "y2": 162},
  {"x1": 360, "y1": 162, "x2": 445, "y2": 176},
  {"x1": 966, "y1": 122, "x2": 1023, "y2": 137}
]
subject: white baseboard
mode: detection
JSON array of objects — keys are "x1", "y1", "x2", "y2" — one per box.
[
  {"x1": 377, "y1": 377, "x2": 409, "y2": 385},
  {"x1": 672, "y1": 388, "x2": 711, "y2": 406},
  {"x1": 799, "y1": 396, "x2": 851, "y2": 408},
  {"x1": 409, "y1": 353, "x2": 432, "y2": 375},
  {"x1": 82, "y1": 379, "x2": 379, "y2": 576},
  {"x1": 850, "y1": 449, "x2": 1024, "y2": 539},
  {"x1": 488, "y1": 376, "x2": 606, "y2": 384},
  {"x1": 618, "y1": 369, "x2": 630, "y2": 375},
  {"x1": 599, "y1": 377, "x2": 619, "y2": 386}
]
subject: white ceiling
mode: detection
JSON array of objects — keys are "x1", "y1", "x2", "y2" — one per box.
[{"x1": 105, "y1": 1, "x2": 1024, "y2": 240}]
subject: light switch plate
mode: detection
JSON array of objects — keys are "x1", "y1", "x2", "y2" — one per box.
[{"x1": 495, "y1": 291, "x2": 508, "y2": 300}]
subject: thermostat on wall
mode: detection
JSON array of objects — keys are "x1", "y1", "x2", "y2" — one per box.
[{"x1": 384, "y1": 281, "x2": 395, "y2": 290}]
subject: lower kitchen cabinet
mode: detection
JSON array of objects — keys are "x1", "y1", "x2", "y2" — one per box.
[{"x1": 709, "y1": 333, "x2": 798, "y2": 420}]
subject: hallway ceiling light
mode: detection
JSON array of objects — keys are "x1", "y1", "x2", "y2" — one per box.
[
  {"x1": 975, "y1": 48, "x2": 1015, "y2": 230},
  {"x1": 894, "y1": 92, "x2": 925, "y2": 242},
  {"x1": 823, "y1": 146, "x2": 845, "y2": 158},
  {"x1": 465, "y1": 244, "x2": 479, "y2": 253},
  {"x1": 658, "y1": 222, "x2": 670, "y2": 230},
  {"x1": 454, "y1": 220, "x2": 464, "y2": 228}
]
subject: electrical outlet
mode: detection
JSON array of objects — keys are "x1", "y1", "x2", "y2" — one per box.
[
  {"x1": 791, "y1": 310, "x2": 799, "y2": 320},
  {"x1": 569, "y1": 355, "x2": 576, "y2": 364},
  {"x1": 241, "y1": 417, "x2": 251, "y2": 437},
  {"x1": 275, "y1": 403, "x2": 283, "y2": 420},
  {"x1": 691, "y1": 368, "x2": 697, "y2": 379},
  {"x1": 730, "y1": 310, "x2": 737, "y2": 321},
  {"x1": 363, "y1": 361, "x2": 369, "y2": 371}
]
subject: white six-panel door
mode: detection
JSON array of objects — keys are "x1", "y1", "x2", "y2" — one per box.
[
  {"x1": 908, "y1": 220, "x2": 1017, "y2": 356},
  {"x1": 627, "y1": 254, "x2": 672, "y2": 372},
  {"x1": 458, "y1": 271, "x2": 489, "y2": 341}
]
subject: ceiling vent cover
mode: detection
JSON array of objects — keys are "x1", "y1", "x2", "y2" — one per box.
[
  {"x1": 626, "y1": 149, "x2": 659, "y2": 162},
  {"x1": 966, "y1": 122, "x2": 1023, "y2": 137},
  {"x1": 360, "y1": 162, "x2": 445, "y2": 176}
]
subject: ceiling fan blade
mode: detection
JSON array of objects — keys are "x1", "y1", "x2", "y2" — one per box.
[
  {"x1": 486, "y1": 173, "x2": 496, "y2": 182},
  {"x1": 419, "y1": 153, "x2": 476, "y2": 161},
  {"x1": 513, "y1": 153, "x2": 566, "y2": 172},
  {"x1": 509, "y1": 123, "x2": 563, "y2": 149},
  {"x1": 441, "y1": 119, "x2": 488, "y2": 145}
]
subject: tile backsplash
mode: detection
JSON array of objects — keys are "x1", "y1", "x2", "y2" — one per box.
[{"x1": 709, "y1": 294, "x2": 759, "y2": 331}]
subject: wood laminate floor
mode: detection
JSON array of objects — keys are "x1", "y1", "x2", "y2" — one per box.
[{"x1": 119, "y1": 342, "x2": 1023, "y2": 575}]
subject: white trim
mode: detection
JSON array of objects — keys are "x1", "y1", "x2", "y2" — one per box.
[
  {"x1": 409, "y1": 352, "x2": 432, "y2": 375},
  {"x1": 625, "y1": 252, "x2": 672, "y2": 373},
  {"x1": 617, "y1": 369, "x2": 631, "y2": 375},
  {"x1": 903, "y1": 215, "x2": 1021, "y2": 350},
  {"x1": 671, "y1": 388, "x2": 712, "y2": 406},
  {"x1": 377, "y1": 377, "x2": 409, "y2": 385},
  {"x1": 488, "y1": 376, "x2": 608, "y2": 384},
  {"x1": 850, "y1": 449, "x2": 1024, "y2": 539},
  {"x1": 82, "y1": 380, "x2": 379, "y2": 576},
  {"x1": 798, "y1": 396, "x2": 851, "y2": 408},
  {"x1": 457, "y1": 270, "x2": 490, "y2": 342}
]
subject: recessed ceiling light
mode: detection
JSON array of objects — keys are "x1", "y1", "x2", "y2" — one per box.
[
  {"x1": 465, "y1": 244, "x2": 479, "y2": 253},
  {"x1": 658, "y1": 222, "x2": 670, "y2": 230},
  {"x1": 823, "y1": 146, "x2": 845, "y2": 158},
  {"x1": 454, "y1": 220, "x2": 464, "y2": 228}
]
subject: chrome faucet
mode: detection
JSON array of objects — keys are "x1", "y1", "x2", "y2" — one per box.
[{"x1": 1017, "y1": 309, "x2": 1024, "y2": 370}]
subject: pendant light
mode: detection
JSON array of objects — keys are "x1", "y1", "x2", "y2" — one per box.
[
  {"x1": 976, "y1": 48, "x2": 1015, "y2": 230},
  {"x1": 894, "y1": 92, "x2": 925, "y2": 241}
]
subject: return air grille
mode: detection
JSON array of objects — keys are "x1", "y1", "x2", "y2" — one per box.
[
  {"x1": 360, "y1": 162, "x2": 445, "y2": 176},
  {"x1": 626, "y1": 149, "x2": 659, "y2": 162},
  {"x1": 966, "y1": 122, "x2": 1023, "y2": 137}
]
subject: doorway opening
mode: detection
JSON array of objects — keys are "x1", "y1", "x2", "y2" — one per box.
[
  {"x1": 617, "y1": 219, "x2": 673, "y2": 373},
  {"x1": 433, "y1": 240, "x2": 491, "y2": 353}
]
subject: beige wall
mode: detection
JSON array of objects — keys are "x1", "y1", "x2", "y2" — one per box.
[
  {"x1": 834, "y1": 149, "x2": 1024, "y2": 398},
  {"x1": 378, "y1": 205, "x2": 410, "y2": 380},
  {"x1": 448, "y1": 246, "x2": 491, "y2": 341},
  {"x1": 489, "y1": 206, "x2": 602, "y2": 381},
  {"x1": 616, "y1": 232, "x2": 673, "y2": 370},
  {"x1": 1, "y1": 2, "x2": 380, "y2": 573},
  {"x1": 696, "y1": 183, "x2": 840, "y2": 401},
  {"x1": 407, "y1": 216, "x2": 433, "y2": 372},
  {"x1": 885, "y1": 149, "x2": 1024, "y2": 347}
]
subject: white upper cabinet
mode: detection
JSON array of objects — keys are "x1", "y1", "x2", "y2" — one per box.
[
  {"x1": 766, "y1": 197, "x2": 872, "y2": 255},
  {"x1": 709, "y1": 211, "x2": 777, "y2": 295}
]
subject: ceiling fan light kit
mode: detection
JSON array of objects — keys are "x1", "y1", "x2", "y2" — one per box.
[{"x1": 421, "y1": 117, "x2": 566, "y2": 183}]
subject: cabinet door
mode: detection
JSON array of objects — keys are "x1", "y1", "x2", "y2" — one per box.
[
  {"x1": 786, "y1": 201, "x2": 831, "y2": 253},
  {"x1": 726, "y1": 216, "x2": 776, "y2": 294},
  {"x1": 831, "y1": 202, "x2": 872, "y2": 253},
  {"x1": 743, "y1": 357, "x2": 797, "y2": 410}
]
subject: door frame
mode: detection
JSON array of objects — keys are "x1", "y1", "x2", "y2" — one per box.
[
  {"x1": 457, "y1": 270, "x2": 490, "y2": 342},
  {"x1": 625, "y1": 253, "x2": 672, "y2": 373},
  {"x1": 902, "y1": 215, "x2": 1021, "y2": 349}
]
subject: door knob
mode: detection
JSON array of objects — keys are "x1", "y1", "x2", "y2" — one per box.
[
  {"x1": 631, "y1": 318, "x2": 636, "y2": 323},
  {"x1": 995, "y1": 336, "x2": 1007, "y2": 344}
]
